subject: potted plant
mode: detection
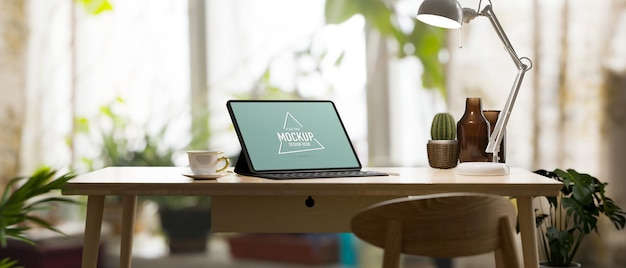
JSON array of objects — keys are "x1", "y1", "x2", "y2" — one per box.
[
  {"x1": 426, "y1": 112, "x2": 458, "y2": 169},
  {"x1": 148, "y1": 196, "x2": 212, "y2": 253},
  {"x1": 0, "y1": 167, "x2": 79, "y2": 268},
  {"x1": 532, "y1": 169, "x2": 626, "y2": 267}
]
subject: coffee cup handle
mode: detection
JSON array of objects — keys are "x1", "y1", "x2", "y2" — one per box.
[{"x1": 216, "y1": 156, "x2": 230, "y2": 173}]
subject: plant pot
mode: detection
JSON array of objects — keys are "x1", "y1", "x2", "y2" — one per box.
[
  {"x1": 539, "y1": 261, "x2": 582, "y2": 268},
  {"x1": 427, "y1": 140, "x2": 458, "y2": 169},
  {"x1": 158, "y1": 207, "x2": 212, "y2": 254}
]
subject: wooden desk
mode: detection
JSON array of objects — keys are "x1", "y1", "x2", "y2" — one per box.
[{"x1": 63, "y1": 166, "x2": 561, "y2": 268}]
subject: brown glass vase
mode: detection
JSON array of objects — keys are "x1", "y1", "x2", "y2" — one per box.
[
  {"x1": 483, "y1": 110, "x2": 506, "y2": 163},
  {"x1": 457, "y1": 98, "x2": 490, "y2": 162}
]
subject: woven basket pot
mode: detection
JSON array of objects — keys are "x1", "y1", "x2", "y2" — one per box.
[{"x1": 427, "y1": 140, "x2": 459, "y2": 169}]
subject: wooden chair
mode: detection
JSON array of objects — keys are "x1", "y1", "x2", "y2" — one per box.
[{"x1": 350, "y1": 193, "x2": 521, "y2": 268}]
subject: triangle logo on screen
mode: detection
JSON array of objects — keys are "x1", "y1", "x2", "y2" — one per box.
[{"x1": 276, "y1": 112, "x2": 325, "y2": 154}]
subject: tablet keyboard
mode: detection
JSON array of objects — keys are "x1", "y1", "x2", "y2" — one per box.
[{"x1": 257, "y1": 170, "x2": 389, "y2": 180}]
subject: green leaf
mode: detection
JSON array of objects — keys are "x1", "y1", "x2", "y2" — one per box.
[
  {"x1": 546, "y1": 227, "x2": 574, "y2": 265},
  {"x1": 567, "y1": 170, "x2": 595, "y2": 205},
  {"x1": 262, "y1": 67, "x2": 271, "y2": 84},
  {"x1": 0, "y1": 167, "x2": 78, "y2": 247},
  {"x1": 409, "y1": 18, "x2": 446, "y2": 94},
  {"x1": 75, "y1": 117, "x2": 90, "y2": 134},
  {"x1": 325, "y1": 0, "x2": 360, "y2": 24},
  {"x1": 334, "y1": 52, "x2": 345, "y2": 66},
  {"x1": 600, "y1": 196, "x2": 626, "y2": 230},
  {"x1": 77, "y1": 0, "x2": 113, "y2": 15},
  {"x1": 534, "y1": 168, "x2": 626, "y2": 266},
  {"x1": 0, "y1": 257, "x2": 21, "y2": 268}
]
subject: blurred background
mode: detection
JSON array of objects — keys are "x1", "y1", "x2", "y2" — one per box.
[{"x1": 1, "y1": 0, "x2": 626, "y2": 267}]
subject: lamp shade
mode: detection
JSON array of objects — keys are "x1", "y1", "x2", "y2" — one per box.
[{"x1": 416, "y1": 0, "x2": 463, "y2": 29}]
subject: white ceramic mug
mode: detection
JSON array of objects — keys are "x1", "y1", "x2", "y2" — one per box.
[{"x1": 187, "y1": 150, "x2": 230, "y2": 175}]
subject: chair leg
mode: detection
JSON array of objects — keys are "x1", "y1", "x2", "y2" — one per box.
[
  {"x1": 382, "y1": 220, "x2": 402, "y2": 268},
  {"x1": 495, "y1": 217, "x2": 521, "y2": 268}
]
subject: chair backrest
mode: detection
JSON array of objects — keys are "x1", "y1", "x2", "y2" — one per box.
[{"x1": 350, "y1": 193, "x2": 521, "y2": 268}]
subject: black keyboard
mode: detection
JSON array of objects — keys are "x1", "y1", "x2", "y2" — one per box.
[{"x1": 256, "y1": 170, "x2": 389, "y2": 180}]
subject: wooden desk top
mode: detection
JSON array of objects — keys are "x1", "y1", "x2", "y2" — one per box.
[{"x1": 63, "y1": 166, "x2": 562, "y2": 197}]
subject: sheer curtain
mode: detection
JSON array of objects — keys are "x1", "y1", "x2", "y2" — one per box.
[{"x1": 22, "y1": 0, "x2": 190, "y2": 173}]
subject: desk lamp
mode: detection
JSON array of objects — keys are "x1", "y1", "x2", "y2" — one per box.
[{"x1": 416, "y1": 0, "x2": 532, "y2": 175}]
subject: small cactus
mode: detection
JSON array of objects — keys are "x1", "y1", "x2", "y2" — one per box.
[{"x1": 430, "y1": 113, "x2": 456, "y2": 140}]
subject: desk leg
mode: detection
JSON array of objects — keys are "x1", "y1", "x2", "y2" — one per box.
[
  {"x1": 517, "y1": 196, "x2": 539, "y2": 268},
  {"x1": 120, "y1": 195, "x2": 138, "y2": 268},
  {"x1": 82, "y1": 195, "x2": 105, "y2": 268}
]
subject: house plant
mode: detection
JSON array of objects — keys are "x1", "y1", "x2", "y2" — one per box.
[
  {"x1": 148, "y1": 196, "x2": 212, "y2": 253},
  {"x1": 0, "y1": 167, "x2": 79, "y2": 268},
  {"x1": 76, "y1": 98, "x2": 213, "y2": 253},
  {"x1": 426, "y1": 112, "x2": 458, "y2": 169},
  {"x1": 532, "y1": 169, "x2": 626, "y2": 267}
]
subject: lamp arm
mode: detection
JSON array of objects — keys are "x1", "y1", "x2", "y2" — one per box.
[
  {"x1": 476, "y1": 5, "x2": 532, "y2": 161},
  {"x1": 480, "y1": 5, "x2": 527, "y2": 69},
  {"x1": 486, "y1": 67, "x2": 529, "y2": 160}
]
